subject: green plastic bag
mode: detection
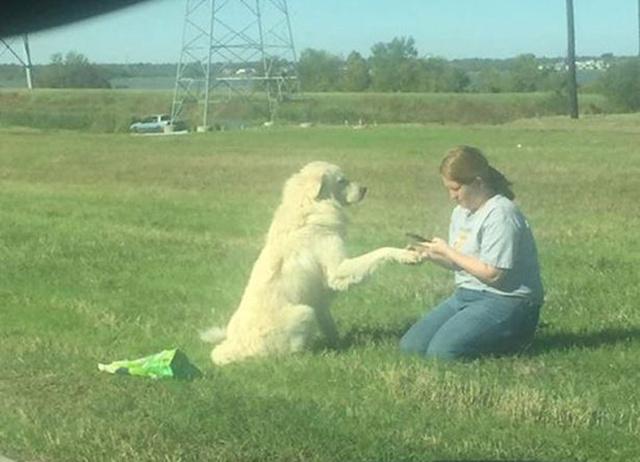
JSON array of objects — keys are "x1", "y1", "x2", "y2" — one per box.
[{"x1": 98, "y1": 348, "x2": 202, "y2": 380}]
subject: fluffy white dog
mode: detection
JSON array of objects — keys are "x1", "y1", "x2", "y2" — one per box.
[{"x1": 201, "y1": 161, "x2": 421, "y2": 365}]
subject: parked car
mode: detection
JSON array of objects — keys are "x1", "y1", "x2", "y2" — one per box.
[{"x1": 129, "y1": 114, "x2": 186, "y2": 133}]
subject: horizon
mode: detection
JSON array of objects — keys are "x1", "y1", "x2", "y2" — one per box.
[
  {"x1": 0, "y1": 0, "x2": 639, "y2": 65},
  {"x1": 0, "y1": 53, "x2": 635, "y2": 67}
]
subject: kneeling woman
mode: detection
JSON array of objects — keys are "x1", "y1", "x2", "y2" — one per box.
[{"x1": 401, "y1": 145, "x2": 544, "y2": 360}]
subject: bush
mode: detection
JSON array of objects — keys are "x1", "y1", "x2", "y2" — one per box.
[
  {"x1": 36, "y1": 52, "x2": 111, "y2": 89},
  {"x1": 0, "y1": 89, "x2": 611, "y2": 132},
  {"x1": 599, "y1": 58, "x2": 640, "y2": 111}
]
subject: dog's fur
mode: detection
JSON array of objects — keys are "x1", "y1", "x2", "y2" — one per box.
[{"x1": 201, "y1": 161, "x2": 420, "y2": 365}]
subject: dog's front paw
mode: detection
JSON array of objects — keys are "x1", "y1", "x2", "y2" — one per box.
[{"x1": 395, "y1": 248, "x2": 424, "y2": 265}]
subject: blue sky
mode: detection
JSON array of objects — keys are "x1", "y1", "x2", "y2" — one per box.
[{"x1": 1, "y1": 0, "x2": 638, "y2": 64}]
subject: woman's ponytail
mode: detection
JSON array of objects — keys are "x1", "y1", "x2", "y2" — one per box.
[{"x1": 488, "y1": 166, "x2": 515, "y2": 200}]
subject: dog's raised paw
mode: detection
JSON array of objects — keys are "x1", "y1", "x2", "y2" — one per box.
[{"x1": 396, "y1": 249, "x2": 424, "y2": 264}]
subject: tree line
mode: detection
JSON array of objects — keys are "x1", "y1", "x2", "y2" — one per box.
[
  {"x1": 297, "y1": 37, "x2": 566, "y2": 94},
  {"x1": 1, "y1": 36, "x2": 639, "y2": 111}
]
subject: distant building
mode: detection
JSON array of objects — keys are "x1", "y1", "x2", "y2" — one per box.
[{"x1": 538, "y1": 58, "x2": 610, "y2": 72}]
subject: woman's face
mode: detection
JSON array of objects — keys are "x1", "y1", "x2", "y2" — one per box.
[{"x1": 441, "y1": 175, "x2": 485, "y2": 211}]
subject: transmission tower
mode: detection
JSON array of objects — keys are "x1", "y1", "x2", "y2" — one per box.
[
  {"x1": 171, "y1": 0, "x2": 298, "y2": 130},
  {"x1": 0, "y1": 35, "x2": 33, "y2": 89}
]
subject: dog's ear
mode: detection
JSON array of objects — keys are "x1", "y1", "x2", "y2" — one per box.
[
  {"x1": 290, "y1": 163, "x2": 333, "y2": 204},
  {"x1": 314, "y1": 172, "x2": 331, "y2": 200},
  {"x1": 299, "y1": 169, "x2": 329, "y2": 201}
]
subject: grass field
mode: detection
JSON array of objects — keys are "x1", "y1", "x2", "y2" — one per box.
[
  {"x1": 0, "y1": 89, "x2": 610, "y2": 133},
  {"x1": 1, "y1": 115, "x2": 639, "y2": 461}
]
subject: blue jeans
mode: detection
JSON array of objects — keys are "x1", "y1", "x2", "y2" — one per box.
[{"x1": 400, "y1": 288, "x2": 541, "y2": 360}]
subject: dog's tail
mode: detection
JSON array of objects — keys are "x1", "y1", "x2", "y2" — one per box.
[{"x1": 199, "y1": 326, "x2": 227, "y2": 344}]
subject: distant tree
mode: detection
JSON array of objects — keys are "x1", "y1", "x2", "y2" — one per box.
[
  {"x1": 447, "y1": 67, "x2": 470, "y2": 93},
  {"x1": 539, "y1": 70, "x2": 568, "y2": 94},
  {"x1": 37, "y1": 52, "x2": 111, "y2": 88},
  {"x1": 297, "y1": 48, "x2": 342, "y2": 91},
  {"x1": 0, "y1": 64, "x2": 26, "y2": 82},
  {"x1": 341, "y1": 51, "x2": 370, "y2": 92},
  {"x1": 599, "y1": 58, "x2": 640, "y2": 111},
  {"x1": 472, "y1": 67, "x2": 508, "y2": 93},
  {"x1": 600, "y1": 52, "x2": 615, "y2": 61},
  {"x1": 507, "y1": 54, "x2": 544, "y2": 92},
  {"x1": 369, "y1": 36, "x2": 420, "y2": 92},
  {"x1": 418, "y1": 58, "x2": 470, "y2": 92}
]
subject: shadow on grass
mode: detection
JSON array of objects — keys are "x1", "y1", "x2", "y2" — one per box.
[
  {"x1": 527, "y1": 326, "x2": 640, "y2": 355},
  {"x1": 336, "y1": 322, "x2": 640, "y2": 357},
  {"x1": 337, "y1": 321, "x2": 414, "y2": 350}
]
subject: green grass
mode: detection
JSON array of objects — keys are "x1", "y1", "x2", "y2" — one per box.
[
  {"x1": 0, "y1": 89, "x2": 611, "y2": 133},
  {"x1": 1, "y1": 116, "x2": 639, "y2": 461}
]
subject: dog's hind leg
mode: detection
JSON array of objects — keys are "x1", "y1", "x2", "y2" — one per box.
[
  {"x1": 211, "y1": 336, "x2": 264, "y2": 365},
  {"x1": 277, "y1": 304, "x2": 316, "y2": 353},
  {"x1": 314, "y1": 305, "x2": 338, "y2": 347},
  {"x1": 210, "y1": 342, "x2": 237, "y2": 365},
  {"x1": 210, "y1": 304, "x2": 316, "y2": 364}
]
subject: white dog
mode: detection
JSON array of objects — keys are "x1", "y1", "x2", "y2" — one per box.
[{"x1": 201, "y1": 161, "x2": 421, "y2": 365}]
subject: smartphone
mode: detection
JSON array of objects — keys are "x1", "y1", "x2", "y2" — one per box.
[{"x1": 405, "y1": 232, "x2": 431, "y2": 243}]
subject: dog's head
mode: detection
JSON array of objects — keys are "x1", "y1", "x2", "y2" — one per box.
[{"x1": 296, "y1": 161, "x2": 367, "y2": 207}]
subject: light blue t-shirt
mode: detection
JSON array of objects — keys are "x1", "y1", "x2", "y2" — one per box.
[{"x1": 449, "y1": 194, "x2": 544, "y2": 304}]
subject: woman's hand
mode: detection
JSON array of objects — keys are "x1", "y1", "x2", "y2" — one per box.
[
  {"x1": 418, "y1": 237, "x2": 505, "y2": 285},
  {"x1": 409, "y1": 237, "x2": 457, "y2": 270},
  {"x1": 420, "y1": 237, "x2": 451, "y2": 261}
]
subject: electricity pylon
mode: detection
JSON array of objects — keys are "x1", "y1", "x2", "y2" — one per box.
[
  {"x1": 0, "y1": 35, "x2": 33, "y2": 89},
  {"x1": 171, "y1": 0, "x2": 298, "y2": 130}
]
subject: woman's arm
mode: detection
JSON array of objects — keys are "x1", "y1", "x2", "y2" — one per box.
[{"x1": 418, "y1": 237, "x2": 505, "y2": 286}]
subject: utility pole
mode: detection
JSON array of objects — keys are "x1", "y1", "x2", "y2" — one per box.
[{"x1": 565, "y1": 0, "x2": 579, "y2": 119}]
